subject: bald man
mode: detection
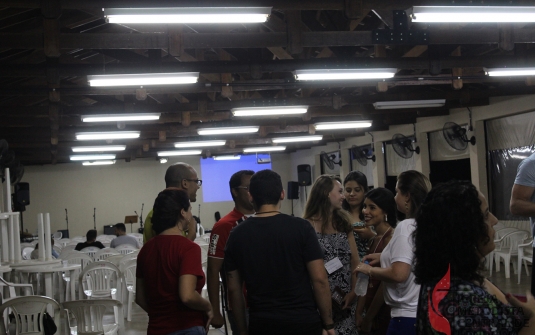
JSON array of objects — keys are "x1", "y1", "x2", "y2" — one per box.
[{"x1": 143, "y1": 162, "x2": 201, "y2": 243}]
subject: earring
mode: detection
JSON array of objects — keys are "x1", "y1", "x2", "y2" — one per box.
[{"x1": 385, "y1": 214, "x2": 388, "y2": 222}]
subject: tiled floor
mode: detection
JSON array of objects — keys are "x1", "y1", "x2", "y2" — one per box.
[{"x1": 77, "y1": 262, "x2": 524, "y2": 334}]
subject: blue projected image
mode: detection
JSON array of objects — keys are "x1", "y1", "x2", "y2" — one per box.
[{"x1": 200, "y1": 154, "x2": 272, "y2": 202}]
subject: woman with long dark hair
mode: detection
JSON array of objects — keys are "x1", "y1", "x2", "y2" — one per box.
[
  {"x1": 304, "y1": 175, "x2": 360, "y2": 335},
  {"x1": 136, "y1": 189, "x2": 212, "y2": 335},
  {"x1": 355, "y1": 170, "x2": 431, "y2": 335},
  {"x1": 355, "y1": 188, "x2": 397, "y2": 335},
  {"x1": 342, "y1": 171, "x2": 376, "y2": 260},
  {"x1": 413, "y1": 180, "x2": 535, "y2": 335}
]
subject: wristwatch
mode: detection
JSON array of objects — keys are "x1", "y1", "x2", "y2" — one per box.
[{"x1": 323, "y1": 323, "x2": 335, "y2": 330}]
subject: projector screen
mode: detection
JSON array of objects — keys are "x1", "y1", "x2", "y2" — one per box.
[{"x1": 200, "y1": 154, "x2": 272, "y2": 202}]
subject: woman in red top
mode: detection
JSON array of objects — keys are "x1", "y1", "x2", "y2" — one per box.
[{"x1": 136, "y1": 189, "x2": 213, "y2": 335}]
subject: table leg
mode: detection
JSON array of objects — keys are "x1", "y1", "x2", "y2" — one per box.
[
  {"x1": 70, "y1": 269, "x2": 76, "y2": 301},
  {"x1": 44, "y1": 273, "x2": 53, "y2": 316}
]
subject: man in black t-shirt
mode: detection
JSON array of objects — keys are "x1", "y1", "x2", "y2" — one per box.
[
  {"x1": 75, "y1": 229, "x2": 105, "y2": 251},
  {"x1": 225, "y1": 170, "x2": 334, "y2": 335}
]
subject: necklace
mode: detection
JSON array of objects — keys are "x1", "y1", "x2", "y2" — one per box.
[{"x1": 255, "y1": 211, "x2": 281, "y2": 215}]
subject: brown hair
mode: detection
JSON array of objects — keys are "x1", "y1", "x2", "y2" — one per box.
[{"x1": 397, "y1": 170, "x2": 432, "y2": 218}]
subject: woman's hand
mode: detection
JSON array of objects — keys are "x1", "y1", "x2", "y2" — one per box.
[
  {"x1": 507, "y1": 291, "x2": 535, "y2": 318},
  {"x1": 342, "y1": 290, "x2": 357, "y2": 309},
  {"x1": 362, "y1": 253, "x2": 381, "y2": 266},
  {"x1": 353, "y1": 262, "x2": 373, "y2": 276},
  {"x1": 205, "y1": 308, "x2": 214, "y2": 333}
]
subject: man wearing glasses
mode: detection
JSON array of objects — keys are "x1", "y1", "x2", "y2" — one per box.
[
  {"x1": 207, "y1": 170, "x2": 255, "y2": 333},
  {"x1": 143, "y1": 162, "x2": 202, "y2": 243}
]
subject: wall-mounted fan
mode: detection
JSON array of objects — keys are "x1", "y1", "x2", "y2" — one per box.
[
  {"x1": 320, "y1": 151, "x2": 342, "y2": 170},
  {"x1": 392, "y1": 133, "x2": 420, "y2": 159},
  {"x1": 442, "y1": 122, "x2": 476, "y2": 151},
  {"x1": 351, "y1": 145, "x2": 376, "y2": 166}
]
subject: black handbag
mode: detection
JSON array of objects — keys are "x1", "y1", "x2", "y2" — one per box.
[{"x1": 42, "y1": 312, "x2": 57, "y2": 335}]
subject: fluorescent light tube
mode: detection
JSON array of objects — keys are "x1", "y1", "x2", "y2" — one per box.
[
  {"x1": 315, "y1": 121, "x2": 372, "y2": 130},
  {"x1": 243, "y1": 146, "x2": 286, "y2": 153},
  {"x1": 83, "y1": 160, "x2": 116, "y2": 166},
  {"x1": 198, "y1": 126, "x2": 259, "y2": 136},
  {"x1": 295, "y1": 69, "x2": 396, "y2": 81},
  {"x1": 485, "y1": 68, "x2": 535, "y2": 77},
  {"x1": 272, "y1": 135, "x2": 323, "y2": 143},
  {"x1": 213, "y1": 155, "x2": 241, "y2": 160},
  {"x1": 81, "y1": 113, "x2": 160, "y2": 122},
  {"x1": 104, "y1": 7, "x2": 271, "y2": 24},
  {"x1": 87, "y1": 73, "x2": 199, "y2": 87},
  {"x1": 72, "y1": 146, "x2": 126, "y2": 152},
  {"x1": 159, "y1": 158, "x2": 168, "y2": 164},
  {"x1": 76, "y1": 132, "x2": 140, "y2": 140},
  {"x1": 175, "y1": 140, "x2": 226, "y2": 148},
  {"x1": 157, "y1": 150, "x2": 202, "y2": 157},
  {"x1": 373, "y1": 99, "x2": 446, "y2": 109},
  {"x1": 410, "y1": 6, "x2": 535, "y2": 23},
  {"x1": 70, "y1": 154, "x2": 116, "y2": 161},
  {"x1": 232, "y1": 106, "x2": 308, "y2": 117}
]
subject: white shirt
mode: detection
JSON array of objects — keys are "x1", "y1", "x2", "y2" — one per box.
[{"x1": 380, "y1": 218, "x2": 420, "y2": 318}]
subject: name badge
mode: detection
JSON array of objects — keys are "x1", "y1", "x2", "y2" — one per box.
[{"x1": 325, "y1": 257, "x2": 343, "y2": 274}]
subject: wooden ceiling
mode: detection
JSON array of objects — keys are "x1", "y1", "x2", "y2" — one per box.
[{"x1": 2, "y1": 0, "x2": 535, "y2": 167}]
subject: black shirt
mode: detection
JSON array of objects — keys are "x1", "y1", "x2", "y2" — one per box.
[
  {"x1": 225, "y1": 213, "x2": 324, "y2": 323},
  {"x1": 75, "y1": 241, "x2": 106, "y2": 251}
]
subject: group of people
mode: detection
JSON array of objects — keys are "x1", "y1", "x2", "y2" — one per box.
[{"x1": 134, "y1": 154, "x2": 535, "y2": 335}]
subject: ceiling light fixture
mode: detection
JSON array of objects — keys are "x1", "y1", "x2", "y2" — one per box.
[
  {"x1": 159, "y1": 158, "x2": 168, "y2": 164},
  {"x1": 373, "y1": 99, "x2": 446, "y2": 109},
  {"x1": 272, "y1": 135, "x2": 323, "y2": 143},
  {"x1": 104, "y1": 7, "x2": 271, "y2": 24},
  {"x1": 409, "y1": 6, "x2": 535, "y2": 23},
  {"x1": 157, "y1": 150, "x2": 202, "y2": 157},
  {"x1": 213, "y1": 155, "x2": 241, "y2": 160},
  {"x1": 174, "y1": 140, "x2": 226, "y2": 148},
  {"x1": 76, "y1": 132, "x2": 140, "y2": 140},
  {"x1": 314, "y1": 121, "x2": 372, "y2": 130},
  {"x1": 295, "y1": 69, "x2": 396, "y2": 81},
  {"x1": 197, "y1": 126, "x2": 259, "y2": 136},
  {"x1": 82, "y1": 160, "x2": 116, "y2": 166},
  {"x1": 232, "y1": 106, "x2": 308, "y2": 117},
  {"x1": 243, "y1": 146, "x2": 286, "y2": 153},
  {"x1": 485, "y1": 67, "x2": 535, "y2": 77},
  {"x1": 70, "y1": 154, "x2": 116, "y2": 161},
  {"x1": 81, "y1": 113, "x2": 161, "y2": 122},
  {"x1": 72, "y1": 146, "x2": 126, "y2": 152},
  {"x1": 87, "y1": 73, "x2": 199, "y2": 87}
]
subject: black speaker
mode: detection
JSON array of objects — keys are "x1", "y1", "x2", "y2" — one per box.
[
  {"x1": 297, "y1": 164, "x2": 312, "y2": 186},
  {"x1": 287, "y1": 181, "x2": 299, "y2": 200},
  {"x1": 14, "y1": 182, "x2": 29, "y2": 211},
  {"x1": 103, "y1": 225, "x2": 115, "y2": 235}
]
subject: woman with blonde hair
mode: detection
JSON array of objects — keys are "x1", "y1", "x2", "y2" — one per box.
[
  {"x1": 304, "y1": 175, "x2": 360, "y2": 335},
  {"x1": 355, "y1": 170, "x2": 431, "y2": 335}
]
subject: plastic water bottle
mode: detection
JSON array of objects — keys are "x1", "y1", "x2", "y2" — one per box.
[{"x1": 354, "y1": 261, "x2": 370, "y2": 296}]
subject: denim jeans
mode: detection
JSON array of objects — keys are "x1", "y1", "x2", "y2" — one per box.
[
  {"x1": 386, "y1": 317, "x2": 417, "y2": 335},
  {"x1": 166, "y1": 326, "x2": 206, "y2": 335}
]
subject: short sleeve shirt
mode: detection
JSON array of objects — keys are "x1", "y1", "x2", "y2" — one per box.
[{"x1": 208, "y1": 208, "x2": 248, "y2": 259}]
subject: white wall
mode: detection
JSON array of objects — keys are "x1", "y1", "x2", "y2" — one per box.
[{"x1": 19, "y1": 154, "x2": 292, "y2": 237}]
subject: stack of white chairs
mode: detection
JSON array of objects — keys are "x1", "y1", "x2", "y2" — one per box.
[
  {"x1": 494, "y1": 230, "x2": 530, "y2": 278},
  {"x1": 61, "y1": 252, "x2": 94, "y2": 301},
  {"x1": 0, "y1": 296, "x2": 62, "y2": 335},
  {"x1": 64, "y1": 299, "x2": 125, "y2": 335},
  {"x1": 114, "y1": 244, "x2": 138, "y2": 255},
  {"x1": 121, "y1": 259, "x2": 137, "y2": 321},
  {"x1": 94, "y1": 248, "x2": 121, "y2": 262},
  {"x1": 488, "y1": 227, "x2": 519, "y2": 274}
]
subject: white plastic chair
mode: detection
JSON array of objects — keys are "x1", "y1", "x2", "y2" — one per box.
[
  {"x1": 72, "y1": 236, "x2": 85, "y2": 243},
  {"x1": 114, "y1": 244, "x2": 138, "y2": 255},
  {"x1": 80, "y1": 246, "x2": 100, "y2": 259},
  {"x1": 121, "y1": 259, "x2": 137, "y2": 321},
  {"x1": 118, "y1": 251, "x2": 138, "y2": 272},
  {"x1": 488, "y1": 227, "x2": 520, "y2": 274},
  {"x1": 63, "y1": 299, "x2": 124, "y2": 335},
  {"x1": 0, "y1": 295, "x2": 62, "y2": 335},
  {"x1": 494, "y1": 230, "x2": 530, "y2": 278},
  {"x1": 105, "y1": 254, "x2": 125, "y2": 267},
  {"x1": 59, "y1": 245, "x2": 77, "y2": 258},
  {"x1": 127, "y1": 233, "x2": 143, "y2": 247},
  {"x1": 0, "y1": 277, "x2": 34, "y2": 301},
  {"x1": 61, "y1": 253, "x2": 94, "y2": 301},
  {"x1": 52, "y1": 231, "x2": 62, "y2": 240},
  {"x1": 57, "y1": 238, "x2": 71, "y2": 247},
  {"x1": 518, "y1": 239, "x2": 534, "y2": 284},
  {"x1": 94, "y1": 248, "x2": 120, "y2": 262}
]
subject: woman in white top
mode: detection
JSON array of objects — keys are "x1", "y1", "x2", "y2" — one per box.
[{"x1": 354, "y1": 170, "x2": 431, "y2": 335}]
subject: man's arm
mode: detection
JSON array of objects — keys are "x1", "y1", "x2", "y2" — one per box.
[
  {"x1": 207, "y1": 257, "x2": 225, "y2": 328},
  {"x1": 226, "y1": 270, "x2": 248, "y2": 335},
  {"x1": 510, "y1": 184, "x2": 535, "y2": 217},
  {"x1": 306, "y1": 259, "x2": 334, "y2": 327}
]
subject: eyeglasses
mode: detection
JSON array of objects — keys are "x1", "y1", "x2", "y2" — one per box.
[
  {"x1": 184, "y1": 178, "x2": 202, "y2": 186},
  {"x1": 234, "y1": 186, "x2": 249, "y2": 191}
]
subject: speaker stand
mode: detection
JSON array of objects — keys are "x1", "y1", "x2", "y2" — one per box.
[{"x1": 291, "y1": 199, "x2": 294, "y2": 216}]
